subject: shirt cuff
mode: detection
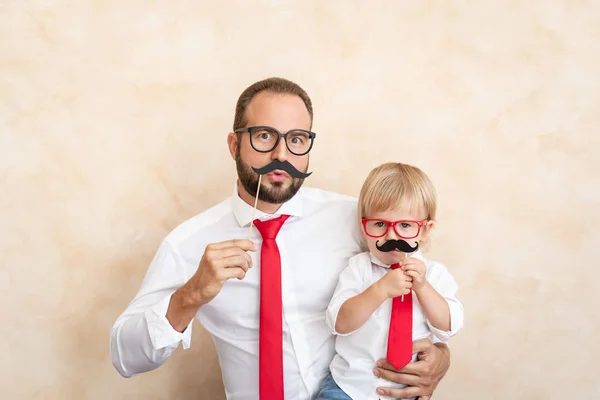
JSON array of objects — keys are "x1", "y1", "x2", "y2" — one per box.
[
  {"x1": 145, "y1": 291, "x2": 193, "y2": 350},
  {"x1": 427, "y1": 298, "x2": 464, "y2": 343},
  {"x1": 326, "y1": 300, "x2": 357, "y2": 337}
]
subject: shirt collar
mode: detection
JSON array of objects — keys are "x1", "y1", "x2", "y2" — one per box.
[
  {"x1": 369, "y1": 249, "x2": 426, "y2": 268},
  {"x1": 231, "y1": 180, "x2": 304, "y2": 227}
]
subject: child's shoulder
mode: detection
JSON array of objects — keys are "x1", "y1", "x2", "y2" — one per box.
[
  {"x1": 347, "y1": 251, "x2": 372, "y2": 266},
  {"x1": 338, "y1": 251, "x2": 373, "y2": 275},
  {"x1": 423, "y1": 257, "x2": 458, "y2": 282}
]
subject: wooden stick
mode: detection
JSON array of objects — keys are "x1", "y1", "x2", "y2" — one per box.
[
  {"x1": 247, "y1": 174, "x2": 262, "y2": 239},
  {"x1": 402, "y1": 252, "x2": 408, "y2": 302}
]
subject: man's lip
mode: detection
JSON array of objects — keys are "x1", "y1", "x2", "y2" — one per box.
[{"x1": 267, "y1": 170, "x2": 289, "y2": 177}]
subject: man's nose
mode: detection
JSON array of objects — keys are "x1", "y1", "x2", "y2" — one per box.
[{"x1": 270, "y1": 136, "x2": 289, "y2": 162}]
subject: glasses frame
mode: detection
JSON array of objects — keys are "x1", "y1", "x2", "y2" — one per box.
[
  {"x1": 361, "y1": 218, "x2": 429, "y2": 239},
  {"x1": 234, "y1": 125, "x2": 317, "y2": 156}
]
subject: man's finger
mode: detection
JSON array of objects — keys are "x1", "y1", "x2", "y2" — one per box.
[
  {"x1": 375, "y1": 359, "x2": 397, "y2": 371},
  {"x1": 217, "y1": 247, "x2": 252, "y2": 261},
  {"x1": 231, "y1": 239, "x2": 258, "y2": 252},
  {"x1": 219, "y1": 248, "x2": 253, "y2": 269},
  {"x1": 374, "y1": 367, "x2": 420, "y2": 386},
  {"x1": 222, "y1": 266, "x2": 246, "y2": 280},
  {"x1": 217, "y1": 255, "x2": 251, "y2": 272},
  {"x1": 412, "y1": 338, "x2": 434, "y2": 354},
  {"x1": 207, "y1": 239, "x2": 257, "y2": 252},
  {"x1": 396, "y1": 358, "x2": 427, "y2": 375},
  {"x1": 376, "y1": 384, "x2": 424, "y2": 399}
]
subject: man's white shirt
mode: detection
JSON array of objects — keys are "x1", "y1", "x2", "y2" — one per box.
[{"x1": 110, "y1": 184, "x2": 362, "y2": 399}]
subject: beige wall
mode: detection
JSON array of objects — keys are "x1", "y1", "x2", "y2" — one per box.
[{"x1": 1, "y1": 1, "x2": 599, "y2": 399}]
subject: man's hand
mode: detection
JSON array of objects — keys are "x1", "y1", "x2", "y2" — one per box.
[
  {"x1": 166, "y1": 239, "x2": 256, "y2": 332},
  {"x1": 373, "y1": 339, "x2": 450, "y2": 399},
  {"x1": 189, "y1": 239, "x2": 256, "y2": 303}
]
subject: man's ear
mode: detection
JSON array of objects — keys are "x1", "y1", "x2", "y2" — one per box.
[{"x1": 227, "y1": 132, "x2": 238, "y2": 160}]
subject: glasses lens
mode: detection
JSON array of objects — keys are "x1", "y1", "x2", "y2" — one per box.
[
  {"x1": 394, "y1": 221, "x2": 420, "y2": 238},
  {"x1": 250, "y1": 127, "x2": 279, "y2": 152},
  {"x1": 365, "y1": 220, "x2": 388, "y2": 237},
  {"x1": 286, "y1": 130, "x2": 312, "y2": 154}
]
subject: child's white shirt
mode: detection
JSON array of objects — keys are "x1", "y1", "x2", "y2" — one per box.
[{"x1": 326, "y1": 250, "x2": 464, "y2": 400}]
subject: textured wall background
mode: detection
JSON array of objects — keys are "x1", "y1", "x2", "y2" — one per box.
[{"x1": 1, "y1": 1, "x2": 599, "y2": 399}]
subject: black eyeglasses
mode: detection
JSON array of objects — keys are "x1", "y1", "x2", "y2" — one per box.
[{"x1": 234, "y1": 126, "x2": 316, "y2": 156}]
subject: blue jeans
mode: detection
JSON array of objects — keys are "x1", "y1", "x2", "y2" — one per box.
[{"x1": 314, "y1": 373, "x2": 352, "y2": 400}]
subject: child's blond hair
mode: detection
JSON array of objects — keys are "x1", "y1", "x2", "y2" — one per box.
[{"x1": 357, "y1": 162, "x2": 437, "y2": 250}]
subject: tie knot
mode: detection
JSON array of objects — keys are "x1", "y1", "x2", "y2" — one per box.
[
  {"x1": 253, "y1": 214, "x2": 290, "y2": 240},
  {"x1": 391, "y1": 263, "x2": 401, "y2": 270}
]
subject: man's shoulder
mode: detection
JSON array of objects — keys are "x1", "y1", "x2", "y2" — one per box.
[
  {"x1": 164, "y1": 196, "x2": 234, "y2": 247},
  {"x1": 299, "y1": 186, "x2": 357, "y2": 207}
]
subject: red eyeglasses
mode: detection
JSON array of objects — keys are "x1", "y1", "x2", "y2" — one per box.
[{"x1": 361, "y1": 218, "x2": 428, "y2": 239}]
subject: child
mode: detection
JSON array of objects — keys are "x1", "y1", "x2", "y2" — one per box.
[{"x1": 316, "y1": 162, "x2": 464, "y2": 400}]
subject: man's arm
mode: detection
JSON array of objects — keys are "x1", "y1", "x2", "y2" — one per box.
[
  {"x1": 373, "y1": 339, "x2": 451, "y2": 399},
  {"x1": 110, "y1": 238, "x2": 255, "y2": 377},
  {"x1": 110, "y1": 240, "x2": 194, "y2": 377}
]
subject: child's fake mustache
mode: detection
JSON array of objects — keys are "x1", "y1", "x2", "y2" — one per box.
[{"x1": 375, "y1": 239, "x2": 419, "y2": 253}]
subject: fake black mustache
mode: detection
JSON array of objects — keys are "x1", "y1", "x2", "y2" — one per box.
[
  {"x1": 375, "y1": 239, "x2": 419, "y2": 253},
  {"x1": 252, "y1": 160, "x2": 312, "y2": 179}
]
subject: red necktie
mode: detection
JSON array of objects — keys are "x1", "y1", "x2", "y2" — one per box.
[
  {"x1": 253, "y1": 214, "x2": 290, "y2": 400},
  {"x1": 386, "y1": 263, "x2": 413, "y2": 370}
]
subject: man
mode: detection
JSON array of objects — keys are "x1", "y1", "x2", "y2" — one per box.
[{"x1": 110, "y1": 77, "x2": 451, "y2": 399}]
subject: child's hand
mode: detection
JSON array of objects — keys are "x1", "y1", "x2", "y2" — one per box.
[
  {"x1": 401, "y1": 257, "x2": 427, "y2": 290},
  {"x1": 378, "y1": 268, "x2": 412, "y2": 299}
]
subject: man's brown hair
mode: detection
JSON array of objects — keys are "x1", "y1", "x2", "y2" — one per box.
[{"x1": 233, "y1": 77, "x2": 314, "y2": 131}]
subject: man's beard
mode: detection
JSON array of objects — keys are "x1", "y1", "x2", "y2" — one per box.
[{"x1": 235, "y1": 149, "x2": 306, "y2": 204}]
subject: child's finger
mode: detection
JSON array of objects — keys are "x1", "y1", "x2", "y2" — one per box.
[
  {"x1": 402, "y1": 262, "x2": 417, "y2": 271},
  {"x1": 405, "y1": 270, "x2": 420, "y2": 279}
]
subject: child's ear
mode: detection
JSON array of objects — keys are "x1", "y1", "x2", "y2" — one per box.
[{"x1": 420, "y1": 220, "x2": 436, "y2": 239}]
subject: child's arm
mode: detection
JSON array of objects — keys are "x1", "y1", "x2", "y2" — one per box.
[
  {"x1": 413, "y1": 281, "x2": 451, "y2": 331},
  {"x1": 326, "y1": 254, "x2": 412, "y2": 336},
  {"x1": 336, "y1": 267, "x2": 412, "y2": 334},
  {"x1": 335, "y1": 282, "x2": 386, "y2": 334},
  {"x1": 402, "y1": 258, "x2": 451, "y2": 331}
]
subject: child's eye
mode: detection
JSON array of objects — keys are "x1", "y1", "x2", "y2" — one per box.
[
  {"x1": 400, "y1": 222, "x2": 411, "y2": 228},
  {"x1": 375, "y1": 221, "x2": 386, "y2": 228}
]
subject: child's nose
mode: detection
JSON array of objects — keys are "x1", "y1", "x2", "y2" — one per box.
[{"x1": 384, "y1": 227, "x2": 399, "y2": 241}]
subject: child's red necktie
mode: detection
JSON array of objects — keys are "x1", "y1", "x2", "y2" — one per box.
[{"x1": 386, "y1": 263, "x2": 413, "y2": 370}]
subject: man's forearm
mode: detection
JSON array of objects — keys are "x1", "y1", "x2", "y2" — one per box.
[
  {"x1": 110, "y1": 310, "x2": 180, "y2": 377},
  {"x1": 166, "y1": 284, "x2": 205, "y2": 332}
]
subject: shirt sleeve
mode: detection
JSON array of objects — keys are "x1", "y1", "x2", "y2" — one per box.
[
  {"x1": 325, "y1": 254, "x2": 369, "y2": 336},
  {"x1": 110, "y1": 239, "x2": 194, "y2": 377},
  {"x1": 424, "y1": 261, "x2": 464, "y2": 343}
]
